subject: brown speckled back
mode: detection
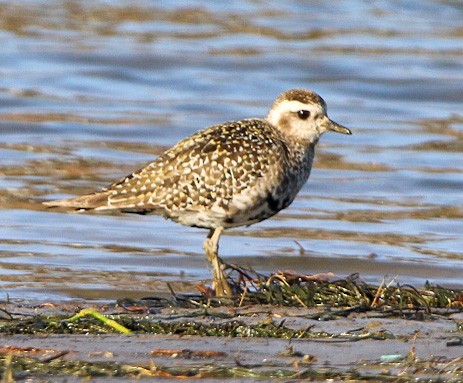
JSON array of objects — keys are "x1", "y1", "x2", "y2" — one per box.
[{"x1": 104, "y1": 118, "x2": 307, "y2": 228}]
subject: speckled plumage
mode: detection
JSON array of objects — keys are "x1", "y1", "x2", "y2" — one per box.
[
  {"x1": 104, "y1": 119, "x2": 311, "y2": 229},
  {"x1": 45, "y1": 88, "x2": 351, "y2": 296}
]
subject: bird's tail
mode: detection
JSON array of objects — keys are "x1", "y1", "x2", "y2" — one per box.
[{"x1": 43, "y1": 191, "x2": 113, "y2": 210}]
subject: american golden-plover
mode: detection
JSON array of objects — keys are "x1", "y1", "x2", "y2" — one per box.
[{"x1": 44, "y1": 89, "x2": 351, "y2": 296}]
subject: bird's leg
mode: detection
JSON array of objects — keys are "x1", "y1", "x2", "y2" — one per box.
[{"x1": 203, "y1": 226, "x2": 233, "y2": 296}]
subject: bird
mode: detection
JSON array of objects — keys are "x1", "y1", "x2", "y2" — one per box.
[{"x1": 44, "y1": 89, "x2": 351, "y2": 296}]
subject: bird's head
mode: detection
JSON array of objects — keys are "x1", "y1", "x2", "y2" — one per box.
[{"x1": 267, "y1": 88, "x2": 351, "y2": 144}]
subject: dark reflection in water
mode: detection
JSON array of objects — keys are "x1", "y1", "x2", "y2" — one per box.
[{"x1": 0, "y1": 1, "x2": 462, "y2": 301}]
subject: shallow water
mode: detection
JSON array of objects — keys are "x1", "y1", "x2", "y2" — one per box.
[{"x1": 0, "y1": 1, "x2": 462, "y2": 301}]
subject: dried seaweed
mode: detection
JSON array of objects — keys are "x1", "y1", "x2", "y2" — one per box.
[
  {"x1": 1, "y1": 353, "x2": 463, "y2": 382},
  {"x1": 1, "y1": 272, "x2": 463, "y2": 382},
  {"x1": 220, "y1": 267, "x2": 463, "y2": 314}
]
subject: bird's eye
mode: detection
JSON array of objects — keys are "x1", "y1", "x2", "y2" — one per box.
[{"x1": 297, "y1": 110, "x2": 310, "y2": 120}]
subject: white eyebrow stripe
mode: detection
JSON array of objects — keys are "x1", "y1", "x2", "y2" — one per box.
[{"x1": 277, "y1": 100, "x2": 324, "y2": 114}]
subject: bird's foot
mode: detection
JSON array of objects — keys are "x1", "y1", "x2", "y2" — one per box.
[
  {"x1": 207, "y1": 251, "x2": 233, "y2": 296},
  {"x1": 203, "y1": 227, "x2": 233, "y2": 296}
]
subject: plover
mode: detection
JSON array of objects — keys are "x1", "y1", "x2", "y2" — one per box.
[{"x1": 44, "y1": 89, "x2": 351, "y2": 296}]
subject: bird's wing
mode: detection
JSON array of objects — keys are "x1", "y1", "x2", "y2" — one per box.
[
  {"x1": 44, "y1": 119, "x2": 287, "y2": 213},
  {"x1": 104, "y1": 119, "x2": 286, "y2": 212}
]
